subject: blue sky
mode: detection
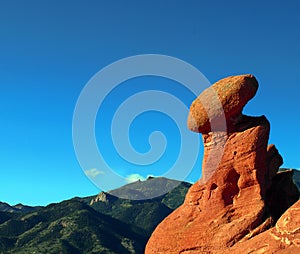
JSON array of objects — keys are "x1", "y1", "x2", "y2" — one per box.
[{"x1": 0, "y1": 1, "x2": 299, "y2": 206}]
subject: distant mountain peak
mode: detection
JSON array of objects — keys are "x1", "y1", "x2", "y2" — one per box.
[
  {"x1": 0, "y1": 202, "x2": 39, "y2": 213},
  {"x1": 108, "y1": 176, "x2": 185, "y2": 200},
  {"x1": 89, "y1": 191, "x2": 117, "y2": 205}
]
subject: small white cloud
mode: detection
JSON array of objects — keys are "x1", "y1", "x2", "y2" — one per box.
[
  {"x1": 85, "y1": 168, "x2": 104, "y2": 178},
  {"x1": 125, "y1": 173, "x2": 146, "y2": 183}
]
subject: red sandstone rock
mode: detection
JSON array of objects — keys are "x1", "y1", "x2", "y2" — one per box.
[
  {"x1": 146, "y1": 117, "x2": 270, "y2": 253},
  {"x1": 145, "y1": 75, "x2": 299, "y2": 254},
  {"x1": 223, "y1": 200, "x2": 300, "y2": 254},
  {"x1": 187, "y1": 74, "x2": 258, "y2": 133},
  {"x1": 266, "y1": 144, "x2": 283, "y2": 181},
  {"x1": 266, "y1": 169, "x2": 299, "y2": 222}
]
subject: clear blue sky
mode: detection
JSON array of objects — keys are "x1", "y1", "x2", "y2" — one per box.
[{"x1": 1, "y1": 1, "x2": 299, "y2": 206}]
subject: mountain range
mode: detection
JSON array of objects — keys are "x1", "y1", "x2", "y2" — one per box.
[
  {"x1": 0, "y1": 169, "x2": 299, "y2": 254},
  {"x1": 0, "y1": 177, "x2": 191, "y2": 253}
]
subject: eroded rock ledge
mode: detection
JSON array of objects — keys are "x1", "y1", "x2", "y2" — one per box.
[{"x1": 146, "y1": 75, "x2": 299, "y2": 254}]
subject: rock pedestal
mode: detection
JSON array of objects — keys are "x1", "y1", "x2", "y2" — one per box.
[{"x1": 145, "y1": 75, "x2": 299, "y2": 254}]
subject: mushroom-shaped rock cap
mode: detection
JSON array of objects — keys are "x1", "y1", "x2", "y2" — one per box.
[{"x1": 187, "y1": 74, "x2": 258, "y2": 133}]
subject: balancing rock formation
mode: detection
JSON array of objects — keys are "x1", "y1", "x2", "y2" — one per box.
[{"x1": 146, "y1": 74, "x2": 299, "y2": 253}]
